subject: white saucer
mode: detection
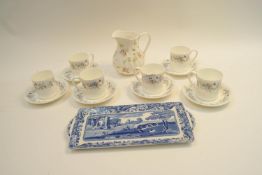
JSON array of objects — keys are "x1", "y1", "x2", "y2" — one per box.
[
  {"x1": 24, "y1": 79, "x2": 69, "y2": 104},
  {"x1": 162, "y1": 59, "x2": 196, "y2": 76},
  {"x1": 72, "y1": 80, "x2": 116, "y2": 104},
  {"x1": 182, "y1": 83, "x2": 231, "y2": 107},
  {"x1": 61, "y1": 64, "x2": 98, "y2": 82},
  {"x1": 130, "y1": 76, "x2": 175, "y2": 99}
]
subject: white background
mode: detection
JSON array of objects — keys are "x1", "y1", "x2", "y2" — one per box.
[{"x1": 1, "y1": 0, "x2": 262, "y2": 175}]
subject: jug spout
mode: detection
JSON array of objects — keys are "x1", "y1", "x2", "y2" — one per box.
[{"x1": 112, "y1": 30, "x2": 139, "y2": 40}]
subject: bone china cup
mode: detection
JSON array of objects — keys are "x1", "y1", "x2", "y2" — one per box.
[
  {"x1": 69, "y1": 52, "x2": 94, "y2": 74},
  {"x1": 32, "y1": 70, "x2": 58, "y2": 98},
  {"x1": 73, "y1": 67, "x2": 106, "y2": 99},
  {"x1": 135, "y1": 64, "x2": 165, "y2": 94},
  {"x1": 168, "y1": 46, "x2": 198, "y2": 73},
  {"x1": 188, "y1": 68, "x2": 223, "y2": 101}
]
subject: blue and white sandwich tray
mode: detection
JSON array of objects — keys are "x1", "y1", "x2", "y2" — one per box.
[{"x1": 67, "y1": 102, "x2": 195, "y2": 149}]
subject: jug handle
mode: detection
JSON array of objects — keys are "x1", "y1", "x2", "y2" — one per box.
[{"x1": 138, "y1": 32, "x2": 151, "y2": 54}]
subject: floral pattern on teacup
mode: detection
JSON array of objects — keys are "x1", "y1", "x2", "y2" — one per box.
[
  {"x1": 83, "y1": 78, "x2": 104, "y2": 89},
  {"x1": 198, "y1": 81, "x2": 221, "y2": 92},
  {"x1": 71, "y1": 60, "x2": 89, "y2": 70},
  {"x1": 171, "y1": 55, "x2": 188, "y2": 63},
  {"x1": 33, "y1": 80, "x2": 54, "y2": 90},
  {"x1": 142, "y1": 75, "x2": 163, "y2": 84}
]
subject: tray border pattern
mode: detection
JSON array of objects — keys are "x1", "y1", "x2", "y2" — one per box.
[{"x1": 69, "y1": 102, "x2": 194, "y2": 149}]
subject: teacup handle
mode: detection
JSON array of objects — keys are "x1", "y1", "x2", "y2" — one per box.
[
  {"x1": 189, "y1": 50, "x2": 198, "y2": 64},
  {"x1": 187, "y1": 71, "x2": 197, "y2": 85},
  {"x1": 138, "y1": 32, "x2": 151, "y2": 54},
  {"x1": 135, "y1": 67, "x2": 142, "y2": 83},
  {"x1": 72, "y1": 77, "x2": 81, "y2": 88},
  {"x1": 88, "y1": 53, "x2": 95, "y2": 67}
]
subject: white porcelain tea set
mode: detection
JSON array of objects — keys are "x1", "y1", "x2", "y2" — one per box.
[{"x1": 24, "y1": 30, "x2": 231, "y2": 107}]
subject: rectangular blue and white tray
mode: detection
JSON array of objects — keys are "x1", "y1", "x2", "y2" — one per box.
[{"x1": 67, "y1": 102, "x2": 195, "y2": 149}]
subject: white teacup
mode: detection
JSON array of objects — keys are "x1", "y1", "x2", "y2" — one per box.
[
  {"x1": 188, "y1": 68, "x2": 223, "y2": 101},
  {"x1": 32, "y1": 70, "x2": 58, "y2": 99},
  {"x1": 69, "y1": 52, "x2": 94, "y2": 75},
  {"x1": 73, "y1": 67, "x2": 106, "y2": 99},
  {"x1": 135, "y1": 64, "x2": 165, "y2": 94},
  {"x1": 167, "y1": 46, "x2": 198, "y2": 73}
]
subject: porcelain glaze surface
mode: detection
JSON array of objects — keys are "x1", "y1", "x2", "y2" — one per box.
[{"x1": 68, "y1": 102, "x2": 194, "y2": 149}]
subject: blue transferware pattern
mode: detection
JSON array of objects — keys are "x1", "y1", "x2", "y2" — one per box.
[{"x1": 68, "y1": 102, "x2": 195, "y2": 149}]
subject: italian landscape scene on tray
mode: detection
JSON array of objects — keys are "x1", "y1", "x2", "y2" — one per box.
[{"x1": 84, "y1": 110, "x2": 180, "y2": 141}]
